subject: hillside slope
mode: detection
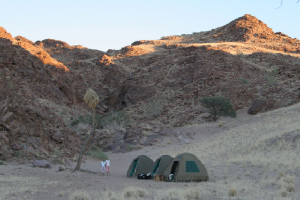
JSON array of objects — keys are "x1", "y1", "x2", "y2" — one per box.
[{"x1": 0, "y1": 14, "x2": 300, "y2": 160}]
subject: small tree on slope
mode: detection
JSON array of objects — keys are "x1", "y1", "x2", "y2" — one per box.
[{"x1": 200, "y1": 96, "x2": 236, "y2": 122}]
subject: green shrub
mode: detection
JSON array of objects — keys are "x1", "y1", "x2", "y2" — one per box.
[
  {"x1": 264, "y1": 74, "x2": 277, "y2": 86},
  {"x1": 239, "y1": 78, "x2": 248, "y2": 84},
  {"x1": 88, "y1": 145, "x2": 107, "y2": 160},
  {"x1": 126, "y1": 145, "x2": 136, "y2": 152},
  {"x1": 200, "y1": 96, "x2": 236, "y2": 122}
]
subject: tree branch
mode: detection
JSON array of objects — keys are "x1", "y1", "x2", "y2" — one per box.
[{"x1": 277, "y1": 0, "x2": 299, "y2": 9}]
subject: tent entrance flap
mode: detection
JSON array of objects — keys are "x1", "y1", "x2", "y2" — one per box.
[
  {"x1": 152, "y1": 158, "x2": 161, "y2": 176},
  {"x1": 171, "y1": 161, "x2": 179, "y2": 174},
  {"x1": 129, "y1": 159, "x2": 138, "y2": 177}
]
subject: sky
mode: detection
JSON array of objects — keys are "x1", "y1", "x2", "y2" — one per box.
[{"x1": 1, "y1": 0, "x2": 299, "y2": 52}]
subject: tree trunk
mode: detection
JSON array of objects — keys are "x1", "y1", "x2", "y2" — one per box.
[{"x1": 73, "y1": 108, "x2": 96, "y2": 172}]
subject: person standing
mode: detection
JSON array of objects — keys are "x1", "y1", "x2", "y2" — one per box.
[
  {"x1": 101, "y1": 159, "x2": 106, "y2": 175},
  {"x1": 105, "y1": 159, "x2": 110, "y2": 175}
]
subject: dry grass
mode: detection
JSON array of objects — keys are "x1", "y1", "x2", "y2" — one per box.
[
  {"x1": 99, "y1": 187, "x2": 147, "y2": 200},
  {"x1": 0, "y1": 176, "x2": 58, "y2": 199},
  {"x1": 69, "y1": 190, "x2": 90, "y2": 200}
]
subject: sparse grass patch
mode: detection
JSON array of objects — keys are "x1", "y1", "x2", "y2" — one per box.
[
  {"x1": 277, "y1": 174, "x2": 295, "y2": 197},
  {"x1": 144, "y1": 98, "x2": 167, "y2": 119},
  {"x1": 69, "y1": 190, "x2": 90, "y2": 200},
  {"x1": 88, "y1": 145, "x2": 107, "y2": 160},
  {"x1": 122, "y1": 186, "x2": 147, "y2": 199},
  {"x1": 52, "y1": 159, "x2": 64, "y2": 165},
  {"x1": 184, "y1": 188, "x2": 201, "y2": 200},
  {"x1": 100, "y1": 111, "x2": 131, "y2": 132}
]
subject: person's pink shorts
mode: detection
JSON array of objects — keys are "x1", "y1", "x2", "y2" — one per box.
[{"x1": 106, "y1": 166, "x2": 110, "y2": 172}]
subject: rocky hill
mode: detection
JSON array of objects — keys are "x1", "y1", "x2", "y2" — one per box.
[{"x1": 1, "y1": 14, "x2": 300, "y2": 161}]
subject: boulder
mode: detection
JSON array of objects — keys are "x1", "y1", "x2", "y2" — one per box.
[
  {"x1": 248, "y1": 100, "x2": 267, "y2": 115},
  {"x1": 32, "y1": 160, "x2": 51, "y2": 168}
]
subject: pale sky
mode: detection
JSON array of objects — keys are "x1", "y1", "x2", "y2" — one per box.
[{"x1": 1, "y1": 0, "x2": 299, "y2": 52}]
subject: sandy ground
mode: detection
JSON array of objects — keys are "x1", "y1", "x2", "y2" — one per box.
[{"x1": 1, "y1": 108, "x2": 300, "y2": 200}]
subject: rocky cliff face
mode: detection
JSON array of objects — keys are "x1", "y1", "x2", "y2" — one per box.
[
  {"x1": 1, "y1": 14, "x2": 300, "y2": 158},
  {"x1": 0, "y1": 37, "x2": 80, "y2": 161}
]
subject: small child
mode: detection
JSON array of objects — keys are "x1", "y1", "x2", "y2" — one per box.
[
  {"x1": 105, "y1": 159, "x2": 110, "y2": 175},
  {"x1": 101, "y1": 159, "x2": 106, "y2": 175}
]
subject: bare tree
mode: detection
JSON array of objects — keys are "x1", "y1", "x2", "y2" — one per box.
[{"x1": 277, "y1": 0, "x2": 299, "y2": 8}]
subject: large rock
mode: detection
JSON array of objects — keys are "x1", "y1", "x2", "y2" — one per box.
[
  {"x1": 248, "y1": 100, "x2": 267, "y2": 115},
  {"x1": 32, "y1": 160, "x2": 51, "y2": 168}
]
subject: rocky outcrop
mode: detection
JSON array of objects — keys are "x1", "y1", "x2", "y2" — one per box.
[{"x1": 0, "y1": 27, "x2": 13, "y2": 40}]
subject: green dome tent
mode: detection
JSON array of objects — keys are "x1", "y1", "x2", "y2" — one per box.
[
  {"x1": 126, "y1": 155, "x2": 154, "y2": 178},
  {"x1": 163, "y1": 153, "x2": 209, "y2": 182},
  {"x1": 152, "y1": 155, "x2": 174, "y2": 176}
]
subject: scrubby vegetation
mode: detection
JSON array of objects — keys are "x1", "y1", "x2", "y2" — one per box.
[
  {"x1": 88, "y1": 145, "x2": 107, "y2": 160},
  {"x1": 200, "y1": 96, "x2": 236, "y2": 121}
]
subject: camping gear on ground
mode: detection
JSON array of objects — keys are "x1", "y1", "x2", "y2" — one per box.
[
  {"x1": 168, "y1": 174, "x2": 174, "y2": 181},
  {"x1": 126, "y1": 155, "x2": 154, "y2": 178},
  {"x1": 152, "y1": 155, "x2": 174, "y2": 177},
  {"x1": 137, "y1": 173, "x2": 152, "y2": 180},
  {"x1": 154, "y1": 174, "x2": 164, "y2": 181},
  {"x1": 163, "y1": 153, "x2": 209, "y2": 182}
]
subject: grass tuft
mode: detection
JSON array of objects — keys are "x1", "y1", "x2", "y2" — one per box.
[{"x1": 69, "y1": 190, "x2": 90, "y2": 200}]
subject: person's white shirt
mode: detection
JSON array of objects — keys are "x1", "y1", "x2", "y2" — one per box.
[
  {"x1": 105, "y1": 160, "x2": 110, "y2": 166},
  {"x1": 101, "y1": 161, "x2": 106, "y2": 167}
]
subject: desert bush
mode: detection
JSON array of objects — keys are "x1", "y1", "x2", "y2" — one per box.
[
  {"x1": 239, "y1": 78, "x2": 248, "y2": 84},
  {"x1": 69, "y1": 190, "x2": 90, "y2": 200},
  {"x1": 125, "y1": 145, "x2": 136, "y2": 152},
  {"x1": 144, "y1": 98, "x2": 167, "y2": 119},
  {"x1": 228, "y1": 188, "x2": 237, "y2": 197},
  {"x1": 200, "y1": 96, "x2": 236, "y2": 122},
  {"x1": 264, "y1": 74, "x2": 277, "y2": 86},
  {"x1": 102, "y1": 190, "x2": 119, "y2": 200},
  {"x1": 88, "y1": 144, "x2": 107, "y2": 160}
]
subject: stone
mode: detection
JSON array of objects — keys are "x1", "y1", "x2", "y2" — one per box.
[
  {"x1": 248, "y1": 100, "x2": 267, "y2": 115},
  {"x1": 52, "y1": 131, "x2": 64, "y2": 143},
  {"x1": 177, "y1": 136, "x2": 191, "y2": 145},
  {"x1": 32, "y1": 160, "x2": 51, "y2": 168},
  {"x1": 1, "y1": 112, "x2": 13, "y2": 123},
  {"x1": 59, "y1": 166, "x2": 65, "y2": 171}
]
